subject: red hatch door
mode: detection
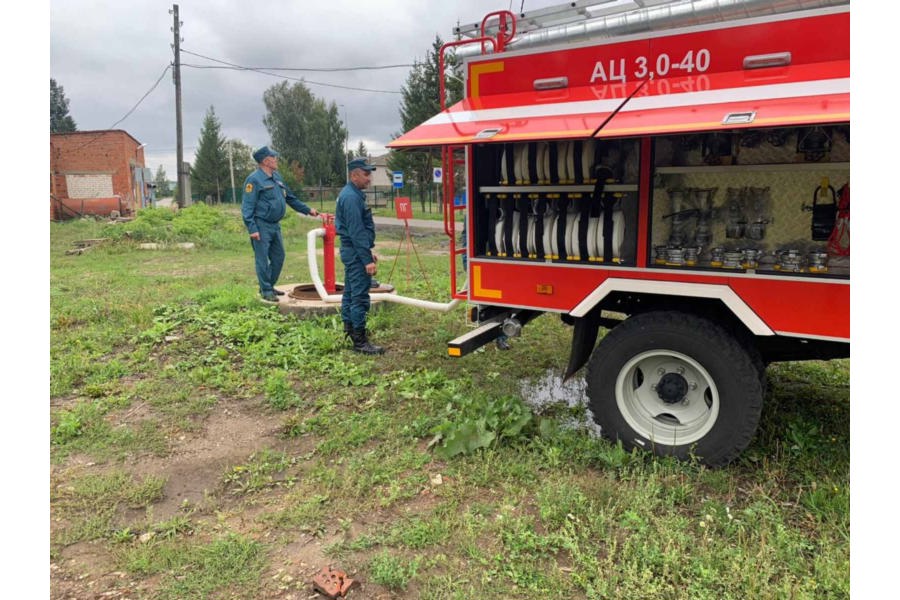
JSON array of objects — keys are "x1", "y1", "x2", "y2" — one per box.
[
  {"x1": 388, "y1": 81, "x2": 644, "y2": 148},
  {"x1": 597, "y1": 60, "x2": 849, "y2": 138}
]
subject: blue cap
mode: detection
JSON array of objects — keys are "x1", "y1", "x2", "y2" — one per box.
[
  {"x1": 348, "y1": 157, "x2": 376, "y2": 172},
  {"x1": 253, "y1": 146, "x2": 279, "y2": 163}
]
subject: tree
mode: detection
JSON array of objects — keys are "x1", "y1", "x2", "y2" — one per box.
[
  {"x1": 153, "y1": 165, "x2": 171, "y2": 197},
  {"x1": 227, "y1": 139, "x2": 257, "y2": 185},
  {"x1": 262, "y1": 81, "x2": 347, "y2": 187},
  {"x1": 354, "y1": 140, "x2": 369, "y2": 159},
  {"x1": 190, "y1": 106, "x2": 229, "y2": 203},
  {"x1": 50, "y1": 79, "x2": 77, "y2": 133},
  {"x1": 388, "y1": 36, "x2": 462, "y2": 205}
]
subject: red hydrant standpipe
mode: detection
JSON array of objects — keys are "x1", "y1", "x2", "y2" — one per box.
[{"x1": 322, "y1": 214, "x2": 337, "y2": 295}]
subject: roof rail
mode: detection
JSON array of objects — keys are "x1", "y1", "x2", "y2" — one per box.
[{"x1": 454, "y1": 0, "x2": 849, "y2": 58}]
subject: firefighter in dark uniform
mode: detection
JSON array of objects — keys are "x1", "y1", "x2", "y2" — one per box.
[
  {"x1": 335, "y1": 157, "x2": 384, "y2": 354},
  {"x1": 241, "y1": 146, "x2": 318, "y2": 302}
]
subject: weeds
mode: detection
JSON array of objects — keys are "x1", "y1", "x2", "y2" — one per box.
[
  {"x1": 223, "y1": 449, "x2": 295, "y2": 495},
  {"x1": 369, "y1": 550, "x2": 420, "y2": 590},
  {"x1": 431, "y1": 393, "x2": 537, "y2": 458}
]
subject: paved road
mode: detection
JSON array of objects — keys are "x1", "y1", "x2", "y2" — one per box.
[
  {"x1": 152, "y1": 200, "x2": 455, "y2": 232},
  {"x1": 373, "y1": 216, "x2": 459, "y2": 232}
]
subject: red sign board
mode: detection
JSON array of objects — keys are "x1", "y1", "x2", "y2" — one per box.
[{"x1": 395, "y1": 196, "x2": 413, "y2": 220}]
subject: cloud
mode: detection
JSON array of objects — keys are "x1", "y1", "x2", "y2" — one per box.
[{"x1": 50, "y1": 1, "x2": 570, "y2": 176}]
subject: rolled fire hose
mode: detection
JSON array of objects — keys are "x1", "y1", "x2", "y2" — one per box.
[
  {"x1": 527, "y1": 142, "x2": 538, "y2": 185},
  {"x1": 527, "y1": 214, "x2": 536, "y2": 257},
  {"x1": 587, "y1": 217, "x2": 600, "y2": 258},
  {"x1": 511, "y1": 212, "x2": 520, "y2": 257},
  {"x1": 582, "y1": 140, "x2": 596, "y2": 183},
  {"x1": 594, "y1": 211, "x2": 624, "y2": 259},
  {"x1": 565, "y1": 209, "x2": 579, "y2": 259},
  {"x1": 501, "y1": 194, "x2": 515, "y2": 256},
  {"x1": 563, "y1": 141, "x2": 575, "y2": 183},
  {"x1": 557, "y1": 141, "x2": 569, "y2": 184},
  {"x1": 545, "y1": 211, "x2": 558, "y2": 258},
  {"x1": 514, "y1": 144, "x2": 525, "y2": 184},
  {"x1": 517, "y1": 195, "x2": 530, "y2": 257},
  {"x1": 501, "y1": 144, "x2": 516, "y2": 185},
  {"x1": 522, "y1": 208, "x2": 623, "y2": 262},
  {"x1": 536, "y1": 142, "x2": 548, "y2": 184},
  {"x1": 494, "y1": 212, "x2": 506, "y2": 256},
  {"x1": 307, "y1": 228, "x2": 460, "y2": 312},
  {"x1": 534, "y1": 195, "x2": 547, "y2": 259}
]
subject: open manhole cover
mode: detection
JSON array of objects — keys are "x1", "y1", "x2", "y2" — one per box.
[
  {"x1": 288, "y1": 283, "x2": 337, "y2": 300},
  {"x1": 288, "y1": 282, "x2": 396, "y2": 300}
]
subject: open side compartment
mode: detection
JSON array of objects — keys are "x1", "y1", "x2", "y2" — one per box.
[
  {"x1": 470, "y1": 138, "x2": 642, "y2": 267},
  {"x1": 648, "y1": 123, "x2": 850, "y2": 277}
]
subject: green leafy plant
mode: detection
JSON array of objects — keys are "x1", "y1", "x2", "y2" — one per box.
[
  {"x1": 51, "y1": 408, "x2": 84, "y2": 444},
  {"x1": 431, "y1": 393, "x2": 536, "y2": 458},
  {"x1": 264, "y1": 371, "x2": 301, "y2": 410}
]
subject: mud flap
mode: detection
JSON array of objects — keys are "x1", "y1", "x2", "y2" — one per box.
[
  {"x1": 564, "y1": 311, "x2": 603, "y2": 381},
  {"x1": 564, "y1": 309, "x2": 627, "y2": 380}
]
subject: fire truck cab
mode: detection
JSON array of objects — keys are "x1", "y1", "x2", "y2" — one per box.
[{"x1": 389, "y1": 1, "x2": 850, "y2": 467}]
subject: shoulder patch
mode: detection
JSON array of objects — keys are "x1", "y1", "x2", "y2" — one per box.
[{"x1": 245, "y1": 183, "x2": 253, "y2": 193}]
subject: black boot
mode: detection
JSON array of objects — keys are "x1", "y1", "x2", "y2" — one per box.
[
  {"x1": 350, "y1": 327, "x2": 385, "y2": 355},
  {"x1": 343, "y1": 321, "x2": 353, "y2": 341}
]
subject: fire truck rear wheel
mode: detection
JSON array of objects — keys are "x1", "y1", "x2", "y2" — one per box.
[{"x1": 586, "y1": 311, "x2": 763, "y2": 467}]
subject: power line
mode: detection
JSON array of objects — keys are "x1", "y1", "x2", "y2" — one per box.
[
  {"x1": 110, "y1": 64, "x2": 172, "y2": 129},
  {"x1": 68, "y1": 64, "x2": 172, "y2": 151},
  {"x1": 179, "y1": 50, "x2": 402, "y2": 94},
  {"x1": 182, "y1": 49, "x2": 414, "y2": 72}
]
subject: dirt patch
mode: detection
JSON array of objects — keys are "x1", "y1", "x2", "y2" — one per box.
[
  {"x1": 50, "y1": 396, "x2": 331, "y2": 599},
  {"x1": 126, "y1": 396, "x2": 294, "y2": 519}
]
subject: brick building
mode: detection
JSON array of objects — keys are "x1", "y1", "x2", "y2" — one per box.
[{"x1": 50, "y1": 129, "x2": 152, "y2": 220}]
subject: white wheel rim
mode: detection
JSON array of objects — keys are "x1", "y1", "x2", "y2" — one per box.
[{"x1": 615, "y1": 349, "x2": 720, "y2": 446}]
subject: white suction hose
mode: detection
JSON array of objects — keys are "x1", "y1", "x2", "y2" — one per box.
[{"x1": 307, "y1": 228, "x2": 461, "y2": 313}]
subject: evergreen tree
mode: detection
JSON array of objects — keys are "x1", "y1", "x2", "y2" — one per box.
[
  {"x1": 153, "y1": 165, "x2": 171, "y2": 197},
  {"x1": 354, "y1": 140, "x2": 369, "y2": 158},
  {"x1": 190, "y1": 106, "x2": 229, "y2": 203},
  {"x1": 388, "y1": 36, "x2": 462, "y2": 204},
  {"x1": 262, "y1": 81, "x2": 347, "y2": 187},
  {"x1": 50, "y1": 79, "x2": 77, "y2": 133}
]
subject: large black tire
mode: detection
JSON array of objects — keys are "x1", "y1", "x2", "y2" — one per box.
[{"x1": 586, "y1": 311, "x2": 763, "y2": 467}]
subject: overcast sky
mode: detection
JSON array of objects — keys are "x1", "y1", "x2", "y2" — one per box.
[{"x1": 49, "y1": 0, "x2": 571, "y2": 178}]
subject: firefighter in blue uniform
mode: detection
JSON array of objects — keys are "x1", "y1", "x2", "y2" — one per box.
[
  {"x1": 241, "y1": 146, "x2": 319, "y2": 302},
  {"x1": 335, "y1": 157, "x2": 384, "y2": 354}
]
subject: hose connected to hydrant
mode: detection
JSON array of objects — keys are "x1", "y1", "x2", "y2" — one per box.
[{"x1": 308, "y1": 217, "x2": 460, "y2": 313}]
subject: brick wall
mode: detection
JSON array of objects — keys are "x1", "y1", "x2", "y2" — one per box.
[{"x1": 50, "y1": 130, "x2": 145, "y2": 217}]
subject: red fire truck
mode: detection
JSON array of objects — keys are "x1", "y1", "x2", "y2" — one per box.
[{"x1": 388, "y1": 0, "x2": 849, "y2": 466}]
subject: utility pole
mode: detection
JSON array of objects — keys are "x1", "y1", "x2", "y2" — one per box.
[
  {"x1": 340, "y1": 104, "x2": 349, "y2": 182},
  {"x1": 228, "y1": 141, "x2": 236, "y2": 204},
  {"x1": 171, "y1": 4, "x2": 185, "y2": 208}
]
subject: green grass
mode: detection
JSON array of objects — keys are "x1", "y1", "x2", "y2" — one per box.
[
  {"x1": 51, "y1": 471, "x2": 167, "y2": 549},
  {"x1": 117, "y1": 533, "x2": 266, "y2": 599},
  {"x1": 50, "y1": 205, "x2": 850, "y2": 599}
]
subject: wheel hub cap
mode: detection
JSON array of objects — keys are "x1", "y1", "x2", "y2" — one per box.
[{"x1": 656, "y1": 372, "x2": 688, "y2": 404}]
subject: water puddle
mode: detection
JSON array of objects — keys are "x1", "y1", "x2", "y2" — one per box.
[{"x1": 518, "y1": 369, "x2": 602, "y2": 437}]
